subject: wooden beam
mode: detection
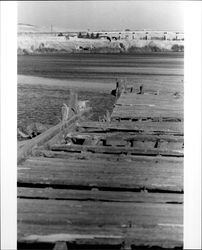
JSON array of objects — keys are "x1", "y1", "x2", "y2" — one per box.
[
  {"x1": 17, "y1": 108, "x2": 91, "y2": 164},
  {"x1": 17, "y1": 198, "x2": 183, "y2": 248},
  {"x1": 18, "y1": 187, "x2": 183, "y2": 204},
  {"x1": 18, "y1": 156, "x2": 183, "y2": 192},
  {"x1": 78, "y1": 121, "x2": 184, "y2": 135},
  {"x1": 50, "y1": 144, "x2": 184, "y2": 157}
]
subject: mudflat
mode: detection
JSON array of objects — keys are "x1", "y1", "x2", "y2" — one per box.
[{"x1": 18, "y1": 53, "x2": 184, "y2": 80}]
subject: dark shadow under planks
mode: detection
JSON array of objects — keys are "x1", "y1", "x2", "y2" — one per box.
[
  {"x1": 18, "y1": 197, "x2": 183, "y2": 248},
  {"x1": 18, "y1": 156, "x2": 183, "y2": 192},
  {"x1": 64, "y1": 132, "x2": 184, "y2": 142},
  {"x1": 62, "y1": 132, "x2": 183, "y2": 150}
]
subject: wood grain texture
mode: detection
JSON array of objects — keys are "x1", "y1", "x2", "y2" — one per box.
[
  {"x1": 18, "y1": 187, "x2": 183, "y2": 203},
  {"x1": 34, "y1": 149, "x2": 184, "y2": 163},
  {"x1": 50, "y1": 144, "x2": 184, "y2": 157},
  {"x1": 18, "y1": 198, "x2": 183, "y2": 248},
  {"x1": 17, "y1": 108, "x2": 91, "y2": 164},
  {"x1": 65, "y1": 132, "x2": 183, "y2": 142},
  {"x1": 111, "y1": 92, "x2": 183, "y2": 121},
  {"x1": 78, "y1": 121, "x2": 184, "y2": 135},
  {"x1": 18, "y1": 156, "x2": 183, "y2": 192}
]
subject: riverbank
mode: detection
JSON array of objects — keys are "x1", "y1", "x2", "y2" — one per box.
[{"x1": 18, "y1": 35, "x2": 184, "y2": 55}]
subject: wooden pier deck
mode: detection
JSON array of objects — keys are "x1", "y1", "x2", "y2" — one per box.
[{"x1": 17, "y1": 83, "x2": 184, "y2": 250}]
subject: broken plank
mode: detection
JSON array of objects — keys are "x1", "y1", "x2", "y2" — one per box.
[{"x1": 62, "y1": 133, "x2": 183, "y2": 150}]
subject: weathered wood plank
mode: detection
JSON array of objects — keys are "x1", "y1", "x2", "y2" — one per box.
[
  {"x1": 17, "y1": 108, "x2": 91, "y2": 164},
  {"x1": 112, "y1": 110, "x2": 183, "y2": 119},
  {"x1": 65, "y1": 132, "x2": 183, "y2": 146},
  {"x1": 111, "y1": 91, "x2": 183, "y2": 122},
  {"x1": 18, "y1": 156, "x2": 183, "y2": 192},
  {"x1": 112, "y1": 108, "x2": 183, "y2": 117},
  {"x1": 78, "y1": 121, "x2": 183, "y2": 135},
  {"x1": 50, "y1": 144, "x2": 184, "y2": 157},
  {"x1": 18, "y1": 198, "x2": 183, "y2": 248},
  {"x1": 112, "y1": 116, "x2": 183, "y2": 122},
  {"x1": 115, "y1": 92, "x2": 183, "y2": 104},
  {"x1": 34, "y1": 149, "x2": 184, "y2": 163},
  {"x1": 113, "y1": 75, "x2": 183, "y2": 96},
  {"x1": 18, "y1": 187, "x2": 183, "y2": 204},
  {"x1": 33, "y1": 149, "x2": 184, "y2": 162},
  {"x1": 112, "y1": 107, "x2": 183, "y2": 115},
  {"x1": 65, "y1": 132, "x2": 183, "y2": 142},
  {"x1": 62, "y1": 132, "x2": 183, "y2": 150},
  {"x1": 33, "y1": 149, "x2": 134, "y2": 161}
]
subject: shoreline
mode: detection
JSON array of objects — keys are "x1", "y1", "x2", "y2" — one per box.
[{"x1": 18, "y1": 75, "x2": 115, "y2": 92}]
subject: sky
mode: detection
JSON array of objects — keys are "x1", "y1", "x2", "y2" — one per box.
[{"x1": 18, "y1": 1, "x2": 184, "y2": 31}]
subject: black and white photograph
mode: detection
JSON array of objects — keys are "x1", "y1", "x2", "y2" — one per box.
[{"x1": 0, "y1": 1, "x2": 201, "y2": 250}]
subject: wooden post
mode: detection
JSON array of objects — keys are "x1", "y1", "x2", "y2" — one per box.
[
  {"x1": 61, "y1": 103, "x2": 70, "y2": 122},
  {"x1": 68, "y1": 90, "x2": 78, "y2": 118},
  {"x1": 104, "y1": 110, "x2": 111, "y2": 123},
  {"x1": 117, "y1": 79, "x2": 126, "y2": 97},
  {"x1": 138, "y1": 84, "x2": 144, "y2": 94}
]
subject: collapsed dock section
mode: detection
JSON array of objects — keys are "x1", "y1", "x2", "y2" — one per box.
[{"x1": 17, "y1": 81, "x2": 184, "y2": 250}]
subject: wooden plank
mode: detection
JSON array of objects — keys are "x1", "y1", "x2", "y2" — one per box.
[
  {"x1": 66, "y1": 131, "x2": 183, "y2": 142},
  {"x1": 17, "y1": 108, "x2": 91, "y2": 164},
  {"x1": 63, "y1": 133, "x2": 183, "y2": 150},
  {"x1": 33, "y1": 149, "x2": 136, "y2": 161},
  {"x1": 34, "y1": 148, "x2": 183, "y2": 162},
  {"x1": 112, "y1": 116, "x2": 183, "y2": 122},
  {"x1": 50, "y1": 144, "x2": 184, "y2": 157},
  {"x1": 34, "y1": 149, "x2": 184, "y2": 162},
  {"x1": 65, "y1": 132, "x2": 183, "y2": 143},
  {"x1": 18, "y1": 198, "x2": 183, "y2": 248},
  {"x1": 18, "y1": 187, "x2": 183, "y2": 204},
  {"x1": 112, "y1": 106, "x2": 183, "y2": 115},
  {"x1": 115, "y1": 92, "x2": 183, "y2": 104},
  {"x1": 111, "y1": 92, "x2": 183, "y2": 121},
  {"x1": 112, "y1": 110, "x2": 183, "y2": 119},
  {"x1": 112, "y1": 106, "x2": 183, "y2": 114},
  {"x1": 78, "y1": 121, "x2": 184, "y2": 135},
  {"x1": 18, "y1": 156, "x2": 183, "y2": 192}
]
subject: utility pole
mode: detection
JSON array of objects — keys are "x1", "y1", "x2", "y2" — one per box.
[{"x1": 51, "y1": 24, "x2": 53, "y2": 33}]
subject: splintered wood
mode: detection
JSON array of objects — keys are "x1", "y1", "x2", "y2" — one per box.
[{"x1": 17, "y1": 82, "x2": 184, "y2": 250}]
